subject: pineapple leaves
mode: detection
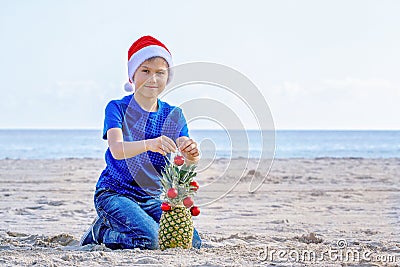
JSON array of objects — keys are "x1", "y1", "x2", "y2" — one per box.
[{"x1": 161, "y1": 158, "x2": 199, "y2": 206}]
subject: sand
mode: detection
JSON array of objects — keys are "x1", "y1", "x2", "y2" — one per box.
[{"x1": 0, "y1": 157, "x2": 399, "y2": 266}]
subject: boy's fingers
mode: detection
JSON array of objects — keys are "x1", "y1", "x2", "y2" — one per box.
[
  {"x1": 157, "y1": 143, "x2": 166, "y2": 155},
  {"x1": 179, "y1": 139, "x2": 196, "y2": 151},
  {"x1": 191, "y1": 152, "x2": 200, "y2": 157},
  {"x1": 183, "y1": 143, "x2": 197, "y2": 152},
  {"x1": 178, "y1": 139, "x2": 189, "y2": 150},
  {"x1": 167, "y1": 137, "x2": 178, "y2": 151},
  {"x1": 164, "y1": 137, "x2": 177, "y2": 153},
  {"x1": 160, "y1": 136, "x2": 177, "y2": 153},
  {"x1": 160, "y1": 143, "x2": 173, "y2": 154},
  {"x1": 178, "y1": 142, "x2": 189, "y2": 150},
  {"x1": 188, "y1": 147, "x2": 199, "y2": 155}
]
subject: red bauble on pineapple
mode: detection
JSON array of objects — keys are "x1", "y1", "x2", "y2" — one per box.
[
  {"x1": 183, "y1": 197, "x2": 194, "y2": 208},
  {"x1": 189, "y1": 180, "x2": 199, "y2": 191},
  {"x1": 190, "y1": 206, "x2": 200, "y2": 216},
  {"x1": 174, "y1": 155, "x2": 184, "y2": 166},
  {"x1": 167, "y1": 188, "x2": 178, "y2": 199},
  {"x1": 161, "y1": 202, "x2": 171, "y2": 211}
]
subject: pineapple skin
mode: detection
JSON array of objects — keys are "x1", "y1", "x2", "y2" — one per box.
[{"x1": 158, "y1": 206, "x2": 194, "y2": 250}]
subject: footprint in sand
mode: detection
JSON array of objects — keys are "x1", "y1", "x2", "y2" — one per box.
[
  {"x1": 36, "y1": 200, "x2": 65, "y2": 206},
  {"x1": 295, "y1": 232, "x2": 323, "y2": 244}
]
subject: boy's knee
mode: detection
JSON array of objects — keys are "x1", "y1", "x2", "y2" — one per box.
[
  {"x1": 147, "y1": 230, "x2": 159, "y2": 249},
  {"x1": 147, "y1": 238, "x2": 159, "y2": 250},
  {"x1": 136, "y1": 233, "x2": 159, "y2": 250},
  {"x1": 135, "y1": 226, "x2": 159, "y2": 250}
]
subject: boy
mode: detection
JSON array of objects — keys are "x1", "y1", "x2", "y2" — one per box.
[{"x1": 80, "y1": 36, "x2": 201, "y2": 249}]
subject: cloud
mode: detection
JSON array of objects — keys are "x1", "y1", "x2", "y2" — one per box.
[
  {"x1": 321, "y1": 78, "x2": 399, "y2": 95},
  {"x1": 266, "y1": 78, "x2": 399, "y2": 129},
  {"x1": 1, "y1": 80, "x2": 125, "y2": 128},
  {"x1": 271, "y1": 78, "x2": 399, "y2": 99}
]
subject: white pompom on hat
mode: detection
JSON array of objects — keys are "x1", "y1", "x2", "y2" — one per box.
[
  {"x1": 124, "y1": 35, "x2": 173, "y2": 92},
  {"x1": 124, "y1": 82, "x2": 134, "y2": 92}
]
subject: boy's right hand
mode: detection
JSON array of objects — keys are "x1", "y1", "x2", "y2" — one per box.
[{"x1": 145, "y1": 135, "x2": 177, "y2": 156}]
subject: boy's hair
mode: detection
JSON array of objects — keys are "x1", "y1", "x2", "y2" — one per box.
[{"x1": 143, "y1": 56, "x2": 169, "y2": 67}]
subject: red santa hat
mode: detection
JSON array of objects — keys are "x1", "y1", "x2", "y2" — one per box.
[{"x1": 124, "y1": 35, "x2": 173, "y2": 92}]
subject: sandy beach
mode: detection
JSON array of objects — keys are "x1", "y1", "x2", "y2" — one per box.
[{"x1": 0, "y1": 157, "x2": 399, "y2": 266}]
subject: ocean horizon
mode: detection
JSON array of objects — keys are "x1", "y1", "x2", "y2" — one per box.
[{"x1": 0, "y1": 129, "x2": 399, "y2": 160}]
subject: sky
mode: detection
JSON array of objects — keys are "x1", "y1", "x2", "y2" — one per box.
[{"x1": 1, "y1": 0, "x2": 399, "y2": 130}]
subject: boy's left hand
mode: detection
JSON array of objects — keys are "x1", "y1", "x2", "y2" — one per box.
[{"x1": 176, "y1": 137, "x2": 200, "y2": 163}]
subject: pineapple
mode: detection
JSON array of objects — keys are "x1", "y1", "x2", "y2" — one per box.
[{"x1": 158, "y1": 155, "x2": 200, "y2": 250}]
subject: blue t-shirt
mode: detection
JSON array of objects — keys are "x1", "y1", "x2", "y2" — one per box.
[{"x1": 96, "y1": 94, "x2": 189, "y2": 201}]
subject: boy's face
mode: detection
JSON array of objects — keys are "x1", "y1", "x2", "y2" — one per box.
[{"x1": 133, "y1": 57, "x2": 169, "y2": 99}]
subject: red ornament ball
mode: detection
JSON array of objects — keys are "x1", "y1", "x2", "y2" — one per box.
[
  {"x1": 161, "y1": 202, "x2": 171, "y2": 211},
  {"x1": 174, "y1": 155, "x2": 184, "y2": 166},
  {"x1": 183, "y1": 197, "x2": 194, "y2": 208},
  {"x1": 167, "y1": 188, "x2": 178, "y2": 199},
  {"x1": 190, "y1": 206, "x2": 200, "y2": 216},
  {"x1": 189, "y1": 180, "x2": 199, "y2": 191}
]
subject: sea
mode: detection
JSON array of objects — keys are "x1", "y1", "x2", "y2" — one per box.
[{"x1": 0, "y1": 129, "x2": 398, "y2": 159}]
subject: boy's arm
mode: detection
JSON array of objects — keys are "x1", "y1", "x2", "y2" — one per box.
[
  {"x1": 176, "y1": 136, "x2": 200, "y2": 164},
  {"x1": 107, "y1": 128, "x2": 177, "y2": 160}
]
